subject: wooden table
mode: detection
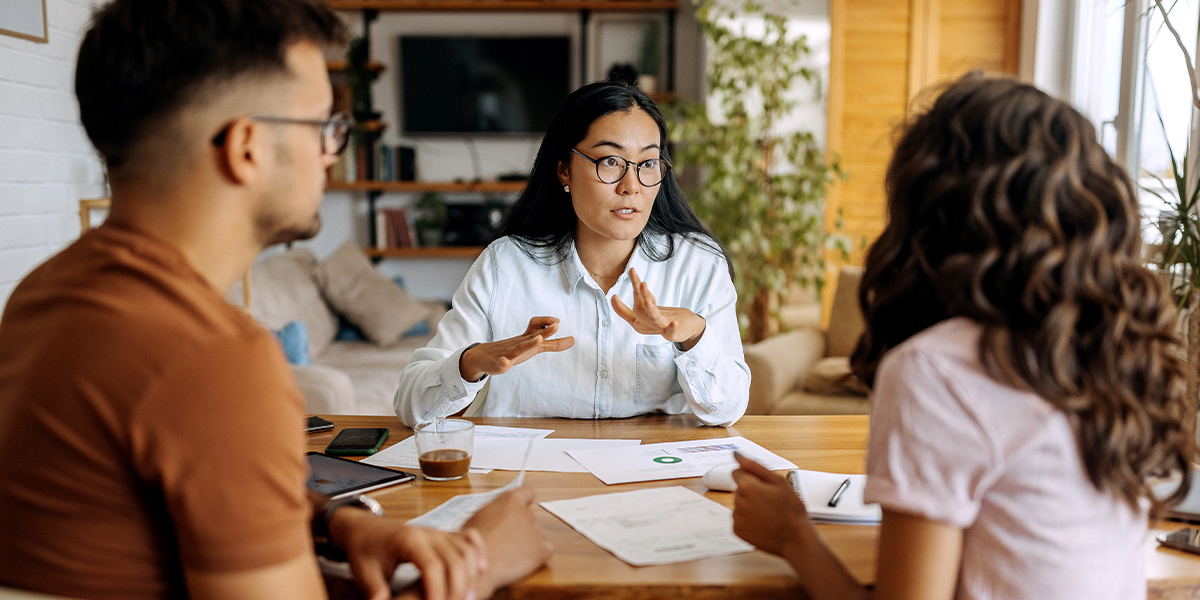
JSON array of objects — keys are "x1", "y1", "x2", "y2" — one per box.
[{"x1": 310, "y1": 415, "x2": 1200, "y2": 599}]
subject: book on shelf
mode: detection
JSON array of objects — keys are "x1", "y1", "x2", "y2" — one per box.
[{"x1": 375, "y1": 208, "x2": 416, "y2": 250}]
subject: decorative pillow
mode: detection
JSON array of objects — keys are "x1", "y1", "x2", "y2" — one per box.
[
  {"x1": 315, "y1": 240, "x2": 430, "y2": 347},
  {"x1": 273, "y1": 321, "x2": 312, "y2": 366},
  {"x1": 802, "y1": 356, "x2": 870, "y2": 396}
]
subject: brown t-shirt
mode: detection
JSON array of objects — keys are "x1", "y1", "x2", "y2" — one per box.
[{"x1": 0, "y1": 224, "x2": 311, "y2": 599}]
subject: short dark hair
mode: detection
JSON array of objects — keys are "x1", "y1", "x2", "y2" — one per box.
[
  {"x1": 76, "y1": 0, "x2": 347, "y2": 170},
  {"x1": 499, "y1": 80, "x2": 729, "y2": 272}
]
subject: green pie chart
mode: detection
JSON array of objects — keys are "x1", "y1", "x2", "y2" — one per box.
[{"x1": 653, "y1": 456, "x2": 682, "y2": 464}]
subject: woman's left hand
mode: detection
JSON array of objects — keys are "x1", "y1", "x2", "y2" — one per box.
[{"x1": 611, "y1": 268, "x2": 706, "y2": 351}]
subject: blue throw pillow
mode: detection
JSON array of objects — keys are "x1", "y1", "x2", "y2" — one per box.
[{"x1": 273, "y1": 321, "x2": 312, "y2": 366}]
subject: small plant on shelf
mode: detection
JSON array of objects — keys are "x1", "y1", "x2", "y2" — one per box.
[{"x1": 414, "y1": 192, "x2": 448, "y2": 247}]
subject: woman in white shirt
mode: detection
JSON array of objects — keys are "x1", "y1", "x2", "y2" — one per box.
[
  {"x1": 730, "y1": 74, "x2": 1194, "y2": 599},
  {"x1": 394, "y1": 81, "x2": 749, "y2": 427}
]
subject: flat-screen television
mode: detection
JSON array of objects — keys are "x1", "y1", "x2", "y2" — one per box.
[{"x1": 400, "y1": 36, "x2": 571, "y2": 135}]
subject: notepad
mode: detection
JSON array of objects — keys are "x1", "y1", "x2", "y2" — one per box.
[{"x1": 787, "y1": 469, "x2": 881, "y2": 525}]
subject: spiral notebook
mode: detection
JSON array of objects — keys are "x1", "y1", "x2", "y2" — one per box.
[{"x1": 787, "y1": 469, "x2": 881, "y2": 525}]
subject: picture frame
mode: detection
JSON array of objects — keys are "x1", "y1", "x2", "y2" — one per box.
[
  {"x1": 0, "y1": 0, "x2": 48, "y2": 43},
  {"x1": 590, "y1": 14, "x2": 668, "y2": 93}
]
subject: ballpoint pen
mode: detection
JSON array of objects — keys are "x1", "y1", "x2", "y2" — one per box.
[{"x1": 828, "y1": 478, "x2": 851, "y2": 507}]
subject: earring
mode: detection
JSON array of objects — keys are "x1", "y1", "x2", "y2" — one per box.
[{"x1": 563, "y1": 185, "x2": 570, "y2": 193}]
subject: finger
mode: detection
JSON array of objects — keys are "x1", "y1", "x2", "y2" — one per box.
[
  {"x1": 733, "y1": 452, "x2": 776, "y2": 480},
  {"x1": 352, "y1": 555, "x2": 391, "y2": 600},
  {"x1": 523, "y1": 316, "x2": 560, "y2": 336},
  {"x1": 442, "y1": 536, "x2": 476, "y2": 600},
  {"x1": 541, "y1": 336, "x2": 575, "y2": 352},
  {"x1": 629, "y1": 267, "x2": 642, "y2": 289},
  {"x1": 664, "y1": 320, "x2": 678, "y2": 338},
  {"x1": 461, "y1": 527, "x2": 488, "y2": 570},
  {"x1": 611, "y1": 295, "x2": 637, "y2": 323},
  {"x1": 415, "y1": 549, "x2": 447, "y2": 600}
]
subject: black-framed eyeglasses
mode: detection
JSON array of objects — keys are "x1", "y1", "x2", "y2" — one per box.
[
  {"x1": 211, "y1": 111, "x2": 353, "y2": 156},
  {"x1": 571, "y1": 148, "x2": 671, "y2": 187}
]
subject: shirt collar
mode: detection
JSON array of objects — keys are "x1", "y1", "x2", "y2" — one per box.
[{"x1": 562, "y1": 237, "x2": 655, "y2": 295}]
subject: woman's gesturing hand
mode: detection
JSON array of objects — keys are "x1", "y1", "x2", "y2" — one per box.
[
  {"x1": 459, "y1": 316, "x2": 575, "y2": 382},
  {"x1": 611, "y1": 268, "x2": 706, "y2": 351}
]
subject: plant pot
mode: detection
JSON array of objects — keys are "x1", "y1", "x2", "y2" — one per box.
[
  {"x1": 637, "y1": 75, "x2": 658, "y2": 94},
  {"x1": 417, "y1": 228, "x2": 444, "y2": 248}
]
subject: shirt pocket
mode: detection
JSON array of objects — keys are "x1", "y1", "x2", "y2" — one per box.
[{"x1": 636, "y1": 343, "x2": 678, "y2": 405}]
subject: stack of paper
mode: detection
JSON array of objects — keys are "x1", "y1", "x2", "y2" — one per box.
[
  {"x1": 787, "y1": 470, "x2": 881, "y2": 525},
  {"x1": 566, "y1": 436, "x2": 796, "y2": 485},
  {"x1": 540, "y1": 486, "x2": 754, "y2": 566}
]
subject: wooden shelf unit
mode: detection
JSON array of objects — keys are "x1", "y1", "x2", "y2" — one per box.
[
  {"x1": 326, "y1": 180, "x2": 527, "y2": 193},
  {"x1": 330, "y1": 0, "x2": 678, "y2": 252},
  {"x1": 364, "y1": 246, "x2": 486, "y2": 259}
]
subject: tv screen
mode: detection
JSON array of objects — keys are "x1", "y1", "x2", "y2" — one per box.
[{"x1": 400, "y1": 36, "x2": 571, "y2": 135}]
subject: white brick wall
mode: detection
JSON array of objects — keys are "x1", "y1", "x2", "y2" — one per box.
[{"x1": 0, "y1": 0, "x2": 107, "y2": 310}]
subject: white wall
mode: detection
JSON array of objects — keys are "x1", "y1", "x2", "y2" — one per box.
[
  {"x1": 295, "y1": 6, "x2": 707, "y2": 301},
  {"x1": 0, "y1": 0, "x2": 107, "y2": 309}
]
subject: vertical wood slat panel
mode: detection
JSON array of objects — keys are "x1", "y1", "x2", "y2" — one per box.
[{"x1": 821, "y1": 0, "x2": 1021, "y2": 324}]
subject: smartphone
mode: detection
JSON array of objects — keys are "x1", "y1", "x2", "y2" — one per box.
[
  {"x1": 1158, "y1": 528, "x2": 1200, "y2": 555},
  {"x1": 325, "y1": 428, "x2": 390, "y2": 456},
  {"x1": 305, "y1": 416, "x2": 334, "y2": 434}
]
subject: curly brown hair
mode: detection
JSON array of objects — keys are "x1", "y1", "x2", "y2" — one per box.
[{"x1": 849, "y1": 73, "x2": 1193, "y2": 509}]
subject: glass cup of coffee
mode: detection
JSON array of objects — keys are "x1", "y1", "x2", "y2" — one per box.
[{"x1": 414, "y1": 419, "x2": 474, "y2": 481}]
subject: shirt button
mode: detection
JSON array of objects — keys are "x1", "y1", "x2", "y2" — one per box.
[
  {"x1": 602, "y1": 320, "x2": 610, "y2": 327},
  {"x1": 601, "y1": 370, "x2": 609, "y2": 378},
  {"x1": 452, "y1": 386, "x2": 460, "y2": 393}
]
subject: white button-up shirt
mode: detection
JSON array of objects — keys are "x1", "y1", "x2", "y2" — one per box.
[{"x1": 393, "y1": 235, "x2": 750, "y2": 427}]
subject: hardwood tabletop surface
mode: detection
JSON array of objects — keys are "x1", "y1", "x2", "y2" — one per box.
[{"x1": 309, "y1": 414, "x2": 1200, "y2": 600}]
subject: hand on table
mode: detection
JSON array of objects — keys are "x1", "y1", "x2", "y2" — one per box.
[
  {"x1": 328, "y1": 506, "x2": 486, "y2": 600},
  {"x1": 459, "y1": 317, "x2": 575, "y2": 382},
  {"x1": 611, "y1": 268, "x2": 706, "y2": 351},
  {"x1": 731, "y1": 453, "x2": 813, "y2": 558},
  {"x1": 463, "y1": 487, "x2": 553, "y2": 597}
]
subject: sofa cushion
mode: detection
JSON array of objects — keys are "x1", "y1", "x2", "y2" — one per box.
[
  {"x1": 801, "y1": 356, "x2": 869, "y2": 396},
  {"x1": 771, "y1": 390, "x2": 870, "y2": 415},
  {"x1": 315, "y1": 336, "x2": 434, "y2": 415},
  {"x1": 826, "y1": 266, "x2": 865, "y2": 358},
  {"x1": 315, "y1": 241, "x2": 432, "y2": 347},
  {"x1": 231, "y1": 248, "x2": 338, "y2": 357}
]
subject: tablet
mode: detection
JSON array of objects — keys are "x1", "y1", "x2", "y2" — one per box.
[{"x1": 306, "y1": 452, "x2": 415, "y2": 499}]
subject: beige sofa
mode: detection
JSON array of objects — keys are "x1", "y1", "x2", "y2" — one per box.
[
  {"x1": 229, "y1": 246, "x2": 446, "y2": 416},
  {"x1": 743, "y1": 267, "x2": 869, "y2": 415}
]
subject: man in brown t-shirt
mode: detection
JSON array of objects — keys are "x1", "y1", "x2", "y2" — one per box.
[{"x1": 0, "y1": 1, "x2": 549, "y2": 599}]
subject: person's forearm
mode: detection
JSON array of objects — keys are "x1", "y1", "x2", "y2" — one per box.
[{"x1": 783, "y1": 523, "x2": 872, "y2": 600}]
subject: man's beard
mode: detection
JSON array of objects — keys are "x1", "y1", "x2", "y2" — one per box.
[{"x1": 264, "y1": 212, "x2": 322, "y2": 246}]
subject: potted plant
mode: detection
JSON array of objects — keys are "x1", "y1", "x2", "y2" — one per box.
[
  {"x1": 1146, "y1": 0, "x2": 1200, "y2": 406},
  {"x1": 670, "y1": 0, "x2": 846, "y2": 342},
  {"x1": 414, "y1": 192, "x2": 448, "y2": 247}
]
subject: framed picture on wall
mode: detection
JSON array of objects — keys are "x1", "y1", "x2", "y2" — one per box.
[
  {"x1": 1, "y1": 0, "x2": 48, "y2": 43},
  {"x1": 589, "y1": 14, "x2": 667, "y2": 93}
]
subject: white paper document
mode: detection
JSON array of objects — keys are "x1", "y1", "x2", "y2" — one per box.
[
  {"x1": 361, "y1": 425, "x2": 553, "y2": 474},
  {"x1": 788, "y1": 470, "x2": 881, "y2": 525},
  {"x1": 540, "y1": 486, "x2": 754, "y2": 566},
  {"x1": 407, "y1": 442, "x2": 534, "y2": 532},
  {"x1": 566, "y1": 436, "x2": 797, "y2": 485},
  {"x1": 469, "y1": 438, "x2": 641, "y2": 472}
]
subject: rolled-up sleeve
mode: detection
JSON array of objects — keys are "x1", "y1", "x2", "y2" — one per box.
[
  {"x1": 394, "y1": 247, "x2": 496, "y2": 426},
  {"x1": 672, "y1": 259, "x2": 750, "y2": 427}
]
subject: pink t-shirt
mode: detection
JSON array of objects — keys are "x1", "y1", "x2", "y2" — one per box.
[{"x1": 864, "y1": 318, "x2": 1146, "y2": 600}]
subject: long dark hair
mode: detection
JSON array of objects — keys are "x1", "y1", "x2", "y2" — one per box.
[
  {"x1": 850, "y1": 73, "x2": 1192, "y2": 509},
  {"x1": 500, "y1": 80, "x2": 727, "y2": 268}
]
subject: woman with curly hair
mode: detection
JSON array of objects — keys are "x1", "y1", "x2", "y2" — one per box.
[{"x1": 731, "y1": 73, "x2": 1194, "y2": 599}]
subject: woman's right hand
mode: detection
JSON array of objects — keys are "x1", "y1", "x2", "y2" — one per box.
[
  {"x1": 458, "y1": 317, "x2": 575, "y2": 382},
  {"x1": 731, "y1": 453, "x2": 812, "y2": 557}
]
